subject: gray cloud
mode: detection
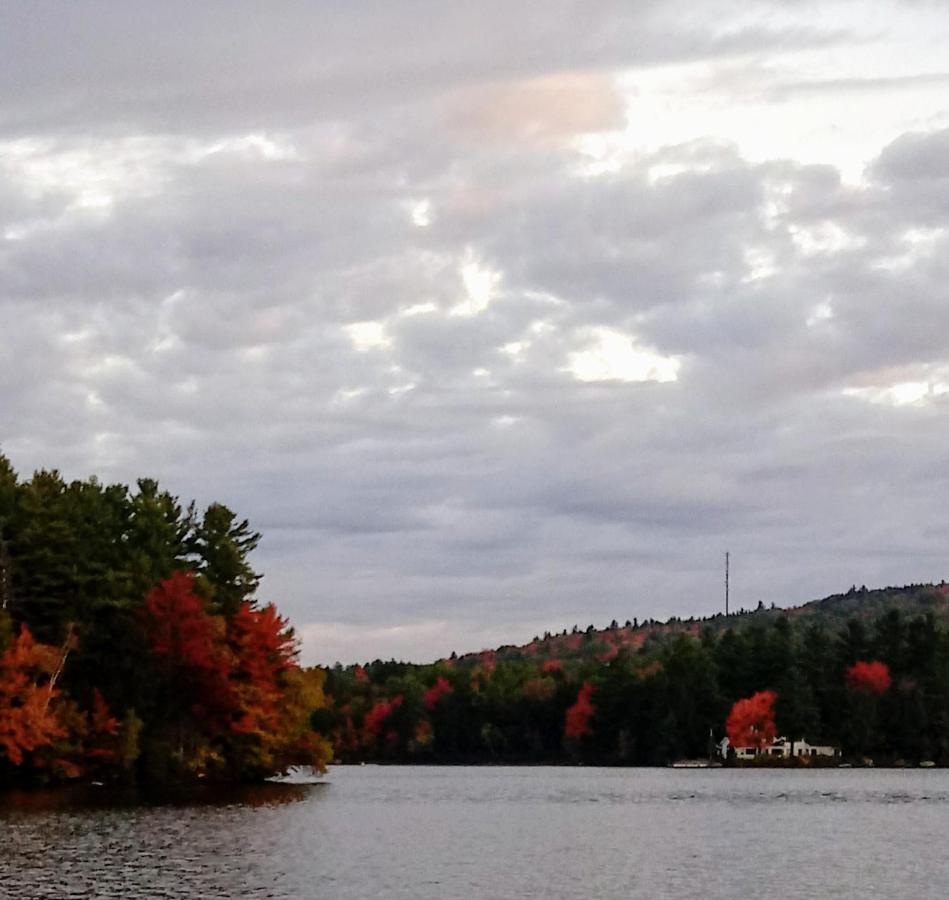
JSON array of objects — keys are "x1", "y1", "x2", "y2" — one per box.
[
  {"x1": 2, "y1": 1, "x2": 949, "y2": 664},
  {"x1": 873, "y1": 127, "x2": 949, "y2": 183},
  {"x1": 0, "y1": 1, "x2": 849, "y2": 136}
]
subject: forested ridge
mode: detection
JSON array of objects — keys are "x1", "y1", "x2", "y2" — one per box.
[
  {"x1": 322, "y1": 583, "x2": 949, "y2": 766},
  {"x1": 0, "y1": 452, "x2": 330, "y2": 785}
]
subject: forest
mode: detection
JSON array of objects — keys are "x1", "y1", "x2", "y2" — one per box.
[
  {"x1": 0, "y1": 452, "x2": 330, "y2": 785},
  {"x1": 321, "y1": 584, "x2": 949, "y2": 767},
  {"x1": 4, "y1": 449, "x2": 949, "y2": 782}
]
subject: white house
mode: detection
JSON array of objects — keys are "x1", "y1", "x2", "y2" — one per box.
[{"x1": 718, "y1": 736, "x2": 839, "y2": 760}]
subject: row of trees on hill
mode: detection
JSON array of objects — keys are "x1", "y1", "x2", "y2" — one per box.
[
  {"x1": 0, "y1": 452, "x2": 330, "y2": 784},
  {"x1": 322, "y1": 607, "x2": 949, "y2": 766}
]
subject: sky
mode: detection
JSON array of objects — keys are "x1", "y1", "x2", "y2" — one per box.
[{"x1": 2, "y1": 1, "x2": 949, "y2": 665}]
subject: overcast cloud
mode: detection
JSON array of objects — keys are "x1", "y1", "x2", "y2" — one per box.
[{"x1": 2, "y1": 1, "x2": 949, "y2": 664}]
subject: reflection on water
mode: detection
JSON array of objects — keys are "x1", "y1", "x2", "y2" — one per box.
[
  {"x1": 0, "y1": 781, "x2": 318, "y2": 813},
  {"x1": 0, "y1": 782, "x2": 325, "y2": 900},
  {"x1": 2, "y1": 767, "x2": 949, "y2": 899}
]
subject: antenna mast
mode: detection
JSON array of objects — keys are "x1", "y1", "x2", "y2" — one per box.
[{"x1": 725, "y1": 551, "x2": 730, "y2": 616}]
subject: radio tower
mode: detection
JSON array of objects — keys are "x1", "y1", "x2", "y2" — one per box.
[{"x1": 725, "y1": 551, "x2": 730, "y2": 616}]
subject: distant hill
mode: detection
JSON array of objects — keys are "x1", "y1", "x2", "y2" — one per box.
[
  {"x1": 454, "y1": 582, "x2": 949, "y2": 668},
  {"x1": 323, "y1": 580, "x2": 949, "y2": 767}
]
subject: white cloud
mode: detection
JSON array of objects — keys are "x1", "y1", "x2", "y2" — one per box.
[
  {"x1": 0, "y1": 137, "x2": 166, "y2": 205},
  {"x1": 189, "y1": 132, "x2": 301, "y2": 163},
  {"x1": 409, "y1": 199, "x2": 432, "y2": 227},
  {"x1": 874, "y1": 226, "x2": 944, "y2": 272},
  {"x1": 400, "y1": 302, "x2": 438, "y2": 317},
  {"x1": 492, "y1": 415, "x2": 520, "y2": 428},
  {"x1": 451, "y1": 252, "x2": 501, "y2": 317},
  {"x1": 332, "y1": 387, "x2": 367, "y2": 405},
  {"x1": 790, "y1": 222, "x2": 865, "y2": 256},
  {"x1": 566, "y1": 327, "x2": 680, "y2": 384},
  {"x1": 344, "y1": 321, "x2": 391, "y2": 351},
  {"x1": 806, "y1": 302, "x2": 835, "y2": 328},
  {"x1": 844, "y1": 380, "x2": 949, "y2": 407},
  {"x1": 743, "y1": 246, "x2": 778, "y2": 282}
]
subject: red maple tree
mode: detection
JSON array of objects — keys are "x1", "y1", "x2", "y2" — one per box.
[
  {"x1": 142, "y1": 570, "x2": 233, "y2": 723},
  {"x1": 423, "y1": 676, "x2": 453, "y2": 710},
  {"x1": 846, "y1": 660, "x2": 891, "y2": 695},
  {"x1": 363, "y1": 696, "x2": 403, "y2": 742},
  {"x1": 726, "y1": 690, "x2": 778, "y2": 750},
  {"x1": 564, "y1": 681, "x2": 595, "y2": 739}
]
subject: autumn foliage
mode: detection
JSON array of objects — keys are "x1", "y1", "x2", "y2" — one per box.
[
  {"x1": 564, "y1": 682, "x2": 595, "y2": 740},
  {"x1": 423, "y1": 676, "x2": 453, "y2": 710},
  {"x1": 138, "y1": 573, "x2": 329, "y2": 779},
  {"x1": 84, "y1": 689, "x2": 120, "y2": 762},
  {"x1": 846, "y1": 660, "x2": 892, "y2": 695},
  {"x1": 0, "y1": 626, "x2": 64, "y2": 766},
  {"x1": 228, "y1": 601, "x2": 296, "y2": 735},
  {"x1": 0, "y1": 573, "x2": 331, "y2": 783},
  {"x1": 0, "y1": 457, "x2": 332, "y2": 785},
  {"x1": 726, "y1": 690, "x2": 777, "y2": 750},
  {"x1": 363, "y1": 696, "x2": 403, "y2": 741},
  {"x1": 142, "y1": 571, "x2": 233, "y2": 725},
  {"x1": 8, "y1": 451, "x2": 949, "y2": 777}
]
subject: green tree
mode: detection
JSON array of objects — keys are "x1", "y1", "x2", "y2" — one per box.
[
  {"x1": 0, "y1": 453, "x2": 17, "y2": 613},
  {"x1": 8, "y1": 470, "x2": 80, "y2": 640},
  {"x1": 127, "y1": 479, "x2": 192, "y2": 599},
  {"x1": 190, "y1": 504, "x2": 261, "y2": 615}
]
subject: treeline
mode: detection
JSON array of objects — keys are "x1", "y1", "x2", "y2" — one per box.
[
  {"x1": 0, "y1": 452, "x2": 330, "y2": 785},
  {"x1": 322, "y1": 602, "x2": 949, "y2": 766}
]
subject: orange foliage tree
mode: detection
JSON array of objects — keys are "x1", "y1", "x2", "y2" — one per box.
[
  {"x1": 227, "y1": 601, "x2": 296, "y2": 737},
  {"x1": 224, "y1": 600, "x2": 325, "y2": 777},
  {"x1": 0, "y1": 626, "x2": 65, "y2": 766}
]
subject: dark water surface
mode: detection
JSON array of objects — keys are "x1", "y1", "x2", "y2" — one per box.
[{"x1": 2, "y1": 766, "x2": 947, "y2": 898}]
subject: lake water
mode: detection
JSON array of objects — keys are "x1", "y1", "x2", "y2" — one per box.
[{"x1": 1, "y1": 766, "x2": 947, "y2": 898}]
